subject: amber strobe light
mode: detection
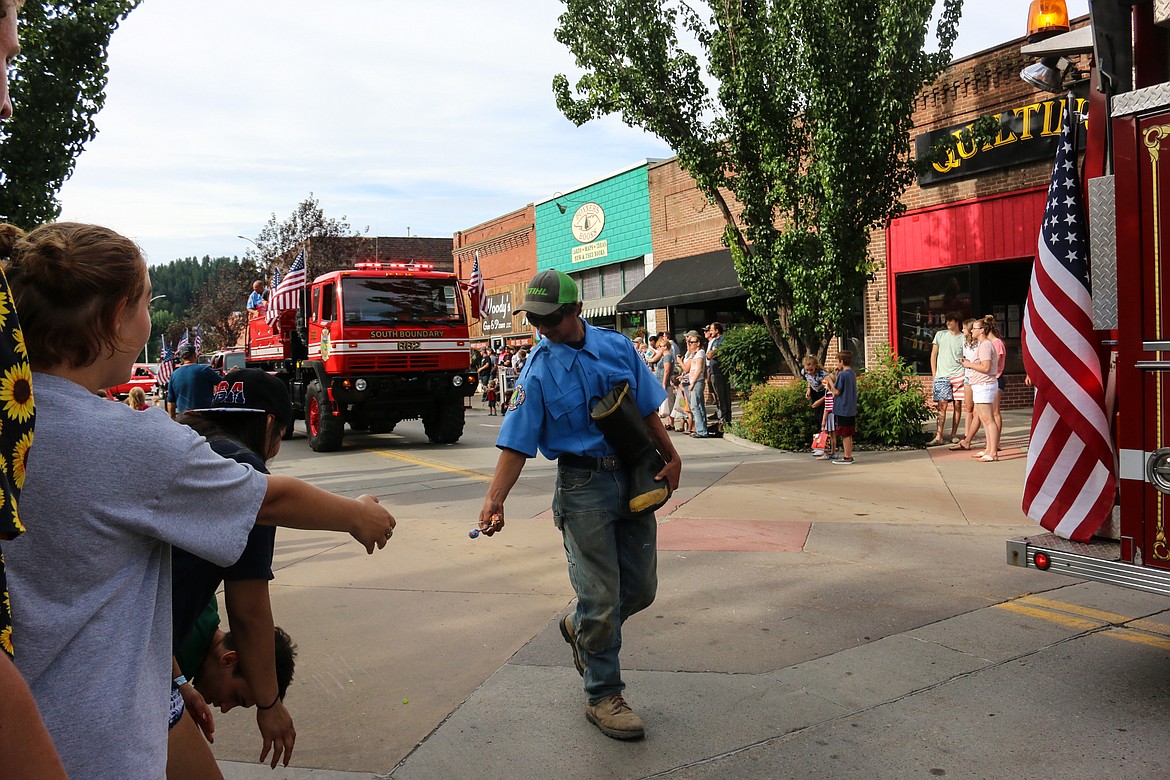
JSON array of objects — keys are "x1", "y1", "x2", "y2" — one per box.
[{"x1": 1026, "y1": 0, "x2": 1070, "y2": 43}]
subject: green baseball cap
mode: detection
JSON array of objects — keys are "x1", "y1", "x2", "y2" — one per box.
[{"x1": 513, "y1": 269, "x2": 579, "y2": 316}]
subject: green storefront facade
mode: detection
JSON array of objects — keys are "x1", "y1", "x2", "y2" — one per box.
[{"x1": 534, "y1": 161, "x2": 657, "y2": 335}]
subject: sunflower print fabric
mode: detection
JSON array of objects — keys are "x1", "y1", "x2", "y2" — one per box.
[{"x1": 0, "y1": 267, "x2": 34, "y2": 659}]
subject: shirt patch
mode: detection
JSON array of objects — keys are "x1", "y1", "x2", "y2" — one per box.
[{"x1": 508, "y1": 386, "x2": 525, "y2": 412}]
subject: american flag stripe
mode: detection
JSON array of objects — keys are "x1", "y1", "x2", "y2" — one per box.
[
  {"x1": 1025, "y1": 402, "x2": 1115, "y2": 537},
  {"x1": 1022, "y1": 292, "x2": 1110, "y2": 442},
  {"x1": 1021, "y1": 98, "x2": 1116, "y2": 542},
  {"x1": 469, "y1": 250, "x2": 488, "y2": 321},
  {"x1": 270, "y1": 249, "x2": 306, "y2": 315},
  {"x1": 157, "y1": 336, "x2": 174, "y2": 384}
]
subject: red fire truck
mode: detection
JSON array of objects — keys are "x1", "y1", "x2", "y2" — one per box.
[
  {"x1": 246, "y1": 261, "x2": 479, "y2": 452},
  {"x1": 1007, "y1": 0, "x2": 1170, "y2": 594}
]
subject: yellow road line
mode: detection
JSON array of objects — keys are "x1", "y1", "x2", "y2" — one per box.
[
  {"x1": 371, "y1": 450, "x2": 492, "y2": 482},
  {"x1": 996, "y1": 599, "x2": 1170, "y2": 651},
  {"x1": 1128, "y1": 618, "x2": 1170, "y2": 638},
  {"x1": 993, "y1": 601, "x2": 1105, "y2": 631},
  {"x1": 1102, "y1": 627, "x2": 1170, "y2": 652},
  {"x1": 1015, "y1": 595, "x2": 1131, "y2": 624}
]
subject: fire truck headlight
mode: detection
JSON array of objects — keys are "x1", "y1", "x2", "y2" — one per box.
[
  {"x1": 355, "y1": 378, "x2": 368, "y2": 392},
  {"x1": 452, "y1": 375, "x2": 465, "y2": 387}
]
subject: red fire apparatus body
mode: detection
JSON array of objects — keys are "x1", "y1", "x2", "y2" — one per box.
[
  {"x1": 246, "y1": 261, "x2": 479, "y2": 452},
  {"x1": 1007, "y1": 0, "x2": 1170, "y2": 594}
]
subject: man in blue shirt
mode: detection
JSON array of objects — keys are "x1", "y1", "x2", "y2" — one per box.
[
  {"x1": 166, "y1": 346, "x2": 222, "y2": 418},
  {"x1": 477, "y1": 270, "x2": 681, "y2": 740}
]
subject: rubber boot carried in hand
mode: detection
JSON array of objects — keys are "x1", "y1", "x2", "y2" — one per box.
[{"x1": 591, "y1": 381, "x2": 671, "y2": 514}]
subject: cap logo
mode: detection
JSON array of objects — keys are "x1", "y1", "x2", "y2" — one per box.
[
  {"x1": 211, "y1": 381, "x2": 246, "y2": 406},
  {"x1": 527, "y1": 286, "x2": 548, "y2": 296}
]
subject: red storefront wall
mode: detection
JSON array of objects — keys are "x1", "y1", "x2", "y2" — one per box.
[{"x1": 885, "y1": 186, "x2": 1046, "y2": 344}]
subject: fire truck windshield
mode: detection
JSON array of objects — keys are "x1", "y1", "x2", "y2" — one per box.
[{"x1": 341, "y1": 277, "x2": 463, "y2": 325}]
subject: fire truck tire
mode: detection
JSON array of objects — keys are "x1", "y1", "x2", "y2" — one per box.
[
  {"x1": 424, "y1": 398, "x2": 464, "y2": 444},
  {"x1": 306, "y1": 381, "x2": 344, "y2": 452}
]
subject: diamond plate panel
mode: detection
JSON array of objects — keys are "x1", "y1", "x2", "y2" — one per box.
[
  {"x1": 1112, "y1": 82, "x2": 1170, "y2": 117},
  {"x1": 1089, "y1": 176, "x2": 1118, "y2": 329},
  {"x1": 1157, "y1": 0, "x2": 1170, "y2": 27}
]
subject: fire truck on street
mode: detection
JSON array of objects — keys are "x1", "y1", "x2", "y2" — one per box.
[
  {"x1": 246, "y1": 260, "x2": 479, "y2": 452},
  {"x1": 1007, "y1": 0, "x2": 1170, "y2": 595}
]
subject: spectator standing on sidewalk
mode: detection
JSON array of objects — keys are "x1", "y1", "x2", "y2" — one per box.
[
  {"x1": 0, "y1": 2, "x2": 69, "y2": 776},
  {"x1": 683, "y1": 330, "x2": 710, "y2": 438},
  {"x1": 928, "y1": 314, "x2": 965, "y2": 445},
  {"x1": 477, "y1": 270, "x2": 681, "y2": 741},
  {"x1": 958, "y1": 316, "x2": 1001, "y2": 462},
  {"x1": 2, "y1": 221, "x2": 396, "y2": 779},
  {"x1": 167, "y1": 345, "x2": 220, "y2": 418},
  {"x1": 831, "y1": 351, "x2": 858, "y2": 464},
  {"x1": 705, "y1": 323, "x2": 732, "y2": 430},
  {"x1": 169, "y1": 369, "x2": 302, "y2": 772}
]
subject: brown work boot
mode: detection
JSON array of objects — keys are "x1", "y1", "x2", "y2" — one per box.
[
  {"x1": 585, "y1": 694, "x2": 645, "y2": 740},
  {"x1": 560, "y1": 614, "x2": 584, "y2": 676}
]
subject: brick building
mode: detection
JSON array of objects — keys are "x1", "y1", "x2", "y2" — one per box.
[
  {"x1": 535, "y1": 162, "x2": 659, "y2": 335},
  {"x1": 453, "y1": 21, "x2": 1090, "y2": 410},
  {"x1": 872, "y1": 18, "x2": 1090, "y2": 408},
  {"x1": 617, "y1": 160, "x2": 751, "y2": 339},
  {"x1": 453, "y1": 205, "x2": 536, "y2": 348}
]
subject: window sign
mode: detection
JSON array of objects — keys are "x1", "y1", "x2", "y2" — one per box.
[{"x1": 482, "y1": 292, "x2": 513, "y2": 334}]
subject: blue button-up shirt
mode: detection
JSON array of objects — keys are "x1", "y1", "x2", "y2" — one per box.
[{"x1": 497, "y1": 320, "x2": 667, "y2": 460}]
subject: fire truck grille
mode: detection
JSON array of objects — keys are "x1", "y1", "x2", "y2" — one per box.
[{"x1": 348, "y1": 354, "x2": 442, "y2": 372}]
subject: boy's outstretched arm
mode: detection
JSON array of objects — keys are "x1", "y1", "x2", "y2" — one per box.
[{"x1": 257, "y1": 475, "x2": 395, "y2": 553}]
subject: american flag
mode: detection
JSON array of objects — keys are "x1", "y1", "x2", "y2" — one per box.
[
  {"x1": 176, "y1": 328, "x2": 189, "y2": 355},
  {"x1": 193, "y1": 325, "x2": 202, "y2": 357},
  {"x1": 469, "y1": 250, "x2": 488, "y2": 321},
  {"x1": 157, "y1": 336, "x2": 174, "y2": 384},
  {"x1": 1021, "y1": 99, "x2": 1116, "y2": 542},
  {"x1": 269, "y1": 250, "x2": 306, "y2": 322},
  {"x1": 265, "y1": 265, "x2": 282, "y2": 326}
]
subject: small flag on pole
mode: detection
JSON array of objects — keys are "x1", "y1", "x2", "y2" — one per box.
[
  {"x1": 1021, "y1": 96, "x2": 1116, "y2": 542},
  {"x1": 157, "y1": 336, "x2": 174, "y2": 384},
  {"x1": 176, "y1": 328, "x2": 190, "y2": 355},
  {"x1": 193, "y1": 325, "x2": 202, "y2": 357},
  {"x1": 469, "y1": 250, "x2": 488, "y2": 321}
]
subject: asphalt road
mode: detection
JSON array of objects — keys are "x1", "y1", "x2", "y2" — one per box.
[{"x1": 209, "y1": 407, "x2": 1170, "y2": 780}]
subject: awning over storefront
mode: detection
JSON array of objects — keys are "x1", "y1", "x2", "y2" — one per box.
[
  {"x1": 616, "y1": 249, "x2": 746, "y2": 312},
  {"x1": 581, "y1": 295, "x2": 624, "y2": 319}
]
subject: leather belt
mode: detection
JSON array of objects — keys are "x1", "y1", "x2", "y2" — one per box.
[{"x1": 558, "y1": 453, "x2": 622, "y2": 471}]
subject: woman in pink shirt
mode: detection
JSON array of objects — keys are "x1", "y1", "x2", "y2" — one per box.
[
  {"x1": 959, "y1": 316, "x2": 1000, "y2": 461},
  {"x1": 988, "y1": 317, "x2": 1006, "y2": 438}
]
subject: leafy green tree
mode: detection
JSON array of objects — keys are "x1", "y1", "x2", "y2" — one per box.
[
  {"x1": 717, "y1": 324, "x2": 782, "y2": 397},
  {"x1": 188, "y1": 259, "x2": 260, "y2": 351},
  {"x1": 0, "y1": 1, "x2": 142, "y2": 227},
  {"x1": 553, "y1": 0, "x2": 962, "y2": 374},
  {"x1": 243, "y1": 193, "x2": 360, "y2": 280},
  {"x1": 146, "y1": 255, "x2": 253, "y2": 357}
]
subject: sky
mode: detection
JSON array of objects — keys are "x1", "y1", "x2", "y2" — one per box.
[{"x1": 47, "y1": 0, "x2": 1091, "y2": 266}]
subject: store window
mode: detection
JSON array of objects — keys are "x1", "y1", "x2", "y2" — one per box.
[{"x1": 894, "y1": 261, "x2": 1030, "y2": 374}]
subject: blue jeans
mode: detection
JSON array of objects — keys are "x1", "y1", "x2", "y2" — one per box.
[
  {"x1": 554, "y1": 465, "x2": 658, "y2": 703},
  {"x1": 690, "y1": 377, "x2": 708, "y2": 436}
]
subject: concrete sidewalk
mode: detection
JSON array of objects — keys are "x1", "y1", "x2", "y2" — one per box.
[{"x1": 222, "y1": 409, "x2": 1050, "y2": 780}]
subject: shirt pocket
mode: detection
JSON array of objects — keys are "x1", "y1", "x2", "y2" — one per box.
[{"x1": 547, "y1": 383, "x2": 586, "y2": 421}]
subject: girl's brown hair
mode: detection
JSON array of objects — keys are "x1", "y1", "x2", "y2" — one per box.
[{"x1": 1, "y1": 222, "x2": 147, "y2": 370}]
